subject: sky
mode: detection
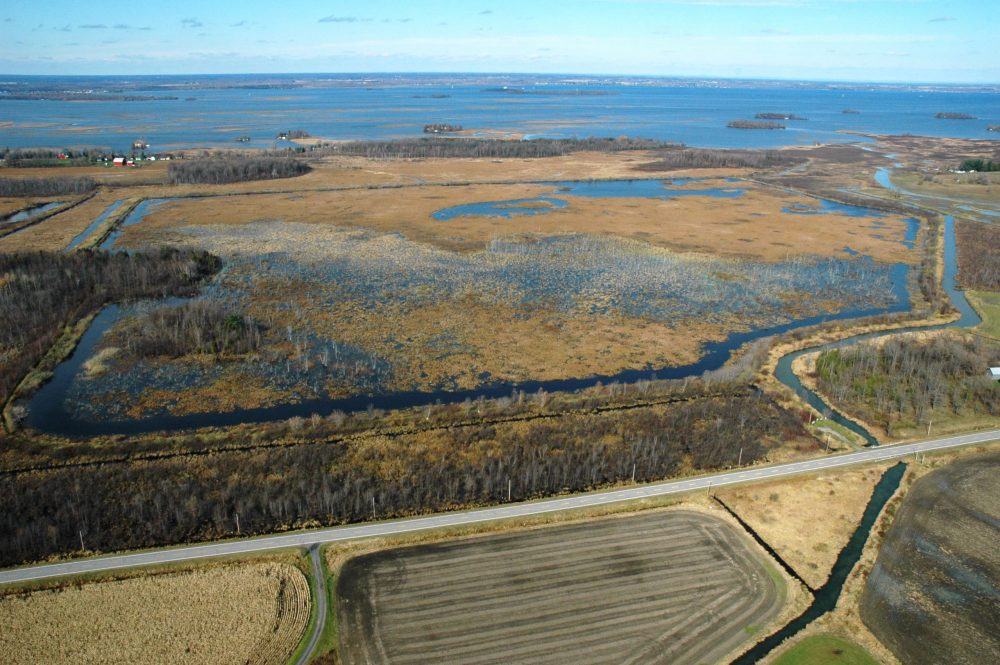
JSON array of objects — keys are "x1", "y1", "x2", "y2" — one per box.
[{"x1": 1, "y1": 0, "x2": 997, "y2": 83}]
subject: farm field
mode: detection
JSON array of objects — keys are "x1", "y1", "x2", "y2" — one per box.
[
  {"x1": 717, "y1": 465, "x2": 889, "y2": 589},
  {"x1": 860, "y1": 451, "x2": 1000, "y2": 665},
  {"x1": 0, "y1": 562, "x2": 310, "y2": 665},
  {"x1": 336, "y1": 510, "x2": 785, "y2": 665}
]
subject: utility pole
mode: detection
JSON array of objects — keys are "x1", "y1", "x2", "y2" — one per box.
[
  {"x1": 79, "y1": 530, "x2": 85, "y2": 552},
  {"x1": 632, "y1": 463, "x2": 637, "y2": 483},
  {"x1": 927, "y1": 419, "x2": 933, "y2": 436},
  {"x1": 737, "y1": 447, "x2": 743, "y2": 467},
  {"x1": 371, "y1": 496, "x2": 376, "y2": 520},
  {"x1": 235, "y1": 513, "x2": 240, "y2": 535},
  {"x1": 508, "y1": 478, "x2": 512, "y2": 502}
]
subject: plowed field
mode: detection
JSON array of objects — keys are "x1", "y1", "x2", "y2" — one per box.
[{"x1": 337, "y1": 510, "x2": 783, "y2": 665}]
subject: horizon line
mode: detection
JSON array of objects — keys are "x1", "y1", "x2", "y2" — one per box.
[{"x1": 1, "y1": 71, "x2": 998, "y2": 88}]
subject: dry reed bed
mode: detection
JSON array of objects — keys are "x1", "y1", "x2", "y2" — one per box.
[{"x1": 0, "y1": 562, "x2": 310, "y2": 665}]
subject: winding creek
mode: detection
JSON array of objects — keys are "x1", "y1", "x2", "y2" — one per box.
[{"x1": 777, "y1": 169, "x2": 981, "y2": 446}]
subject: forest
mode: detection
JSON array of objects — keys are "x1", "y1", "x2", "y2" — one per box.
[
  {"x1": 0, "y1": 249, "x2": 221, "y2": 413},
  {"x1": 0, "y1": 389, "x2": 808, "y2": 565},
  {"x1": 114, "y1": 301, "x2": 263, "y2": 359},
  {"x1": 636, "y1": 147, "x2": 802, "y2": 170},
  {"x1": 0, "y1": 176, "x2": 96, "y2": 197},
  {"x1": 956, "y1": 220, "x2": 1000, "y2": 290},
  {"x1": 815, "y1": 333, "x2": 999, "y2": 436},
  {"x1": 958, "y1": 159, "x2": 999, "y2": 172},
  {"x1": 326, "y1": 136, "x2": 674, "y2": 159},
  {"x1": 166, "y1": 157, "x2": 311, "y2": 185}
]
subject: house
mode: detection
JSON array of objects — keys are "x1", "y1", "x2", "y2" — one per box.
[
  {"x1": 112, "y1": 157, "x2": 126, "y2": 166},
  {"x1": 990, "y1": 367, "x2": 1000, "y2": 382},
  {"x1": 132, "y1": 139, "x2": 148, "y2": 151}
]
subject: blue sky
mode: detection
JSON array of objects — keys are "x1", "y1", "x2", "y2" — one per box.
[{"x1": 1, "y1": 1, "x2": 996, "y2": 82}]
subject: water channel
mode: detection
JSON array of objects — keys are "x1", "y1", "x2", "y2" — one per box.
[
  {"x1": 776, "y1": 171, "x2": 981, "y2": 446},
  {"x1": 0, "y1": 201, "x2": 63, "y2": 228},
  {"x1": 730, "y1": 463, "x2": 908, "y2": 665}
]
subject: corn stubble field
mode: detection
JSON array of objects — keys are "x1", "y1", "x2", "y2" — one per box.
[
  {"x1": 0, "y1": 563, "x2": 310, "y2": 665},
  {"x1": 337, "y1": 511, "x2": 783, "y2": 665}
]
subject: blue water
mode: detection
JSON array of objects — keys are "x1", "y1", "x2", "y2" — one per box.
[
  {"x1": 782, "y1": 199, "x2": 885, "y2": 217},
  {"x1": 99, "y1": 198, "x2": 170, "y2": 250},
  {"x1": 433, "y1": 178, "x2": 745, "y2": 220},
  {"x1": 774, "y1": 214, "x2": 980, "y2": 446},
  {"x1": 0, "y1": 201, "x2": 63, "y2": 226},
  {"x1": 1, "y1": 74, "x2": 997, "y2": 152},
  {"x1": 432, "y1": 196, "x2": 568, "y2": 220},
  {"x1": 64, "y1": 200, "x2": 124, "y2": 251},
  {"x1": 545, "y1": 178, "x2": 745, "y2": 199}
]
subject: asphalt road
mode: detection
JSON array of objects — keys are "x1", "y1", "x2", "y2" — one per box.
[{"x1": 1, "y1": 428, "x2": 997, "y2": 586}]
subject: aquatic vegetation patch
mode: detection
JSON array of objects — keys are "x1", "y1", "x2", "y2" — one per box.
[{"x1": 61, "y1": 221, "x2": 901, "y2": 418}]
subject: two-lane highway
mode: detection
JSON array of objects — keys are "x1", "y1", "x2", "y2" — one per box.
[{"x1": 1, "y1": 428, "x2": 997, "y2": 586}]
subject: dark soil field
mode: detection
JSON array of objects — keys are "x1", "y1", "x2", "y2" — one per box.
[
  {"x1": 860, "y1": 452, "x2": 1000, "y2": 665},
  {"x1": 337, "y1": 510, "x2": 784, "y2": 665}
]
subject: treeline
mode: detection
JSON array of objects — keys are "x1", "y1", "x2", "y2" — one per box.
[
  {"x1": 636, "y1": 147, "x2": 801, "y2": 170},
  {"x1": 959, "y1": 159, "x2": 999, "y2": 172},
  {"x1": 0, "y1": 176, "x2": 96, "y2": 197},
  {"x1": 117, "y1": 301, "x2": 263, "y2": 358},
  {"x1": 324, "y1": 137, "x2": 674, "y2": 160},
  {"x1": 166, "y1": 158, "x2": 311, "y2": 185},
  {"x1": 0, "y1": 249, "x2": 221, "y2": 410},
  {"x1": 0, "y1": 391, "x2": 808, "y2": 565},
  {"x1": 1, "y1": 147, "x2": 101, "y2": 167},
  {"x1": 956, "y1": 220, "x2": 1000, "y2": 290},
  {"x1": 815, "y1": 334, "x2": 999, "y2": 436}
]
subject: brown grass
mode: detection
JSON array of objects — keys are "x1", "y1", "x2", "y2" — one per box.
[
  {"x1": 117, "y1": 178, "x2": 918, "y2": 264},
  {"x1": 0, "y1": 562, "x2": 310, "y2": 665},
  {"x1": 0, "y1": 190, "x2": 122, "y2": 252},
  {"x1": 717, "y1": 464, "x2": 890, "y2": 589}
]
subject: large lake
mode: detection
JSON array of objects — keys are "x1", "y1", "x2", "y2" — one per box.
[{"x1": 1, "y1": 74, "x2": 997, "y2": 151}]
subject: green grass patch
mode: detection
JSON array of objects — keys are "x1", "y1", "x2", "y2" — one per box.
[
  {"x1": 772, "y1": 634, "x2": 880, "y2": 665},
  {"x1": 808, "y1": 418, "x2": 864, "y2": 449},
  {"x1": 968, "y1": 290, "x2": 1000, "y2": 340}
]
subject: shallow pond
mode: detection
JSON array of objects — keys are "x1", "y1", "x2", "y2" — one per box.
[{"x1": 432, "y1": 178, "x2": 745, "y2": 220}]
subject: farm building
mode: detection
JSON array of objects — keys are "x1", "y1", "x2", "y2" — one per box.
[
  {"x1": 990, "y1": 367, "x2": 1000, "y2": 382},
  {"x1": 112, "y1": 157, "x2": 126, "y2": 166}
]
